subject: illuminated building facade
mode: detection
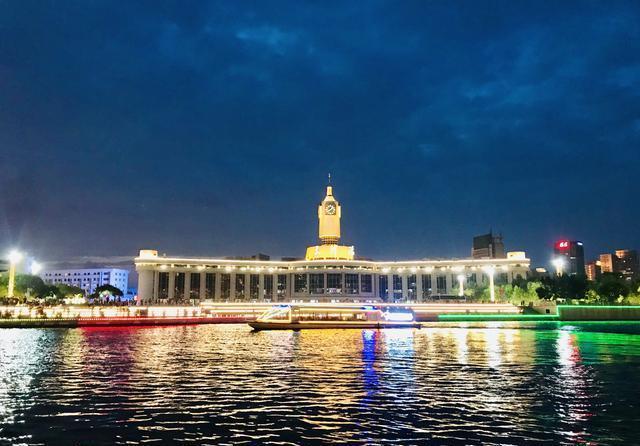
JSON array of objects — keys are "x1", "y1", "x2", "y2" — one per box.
[
  {"x1": 136, "y1": 183, "x2": 530, "y2": 303},
  {"x1": 42, "y1": 268, "x2": 130, "y2": 295},
  {"x1": 599, "y1": 250, "x2": 639, "y2": 280},
  {"x1": 585, "y1": 261, "x2": 601, "y2": 281},
  {"x1": 553, "y1": 240, "x2": 585, "y2": 276},
  {"x1": 472, "y1": 232, "x2": 506, "y2": 259}
]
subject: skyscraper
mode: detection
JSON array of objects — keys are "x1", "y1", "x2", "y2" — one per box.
[
  {"x1": 585, "y1": 261, "x2": 601, "y2": 281},
  {"x1": 599, "y1": 250, "x2": 639, "y2": 280},
  {"x1": 553, "y1": 240, "x2": 585, "y2": 276},
  {"x1": 472, "y1": 232, "x2": 506, "y2": 259},
  {"x1": 615, "y1": 250, "x2": 639, "y2": 280}
]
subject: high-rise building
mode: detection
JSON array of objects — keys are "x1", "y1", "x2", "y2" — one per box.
[
  {"x1": 472, "y1": 232, "x2": 506, "y2": 259},
  {"x1": 615, "y1": 250, "x2": 639, "y2": 280},
  {"x1": 599, "y1": 253, "x2": 615, "y2": 273},
  {"x1": 599, "y1": 250, "x2": 639, "y2": 280},
  {"x1": 553, "y1": 240, "x2": 585, "y2": 276},
  {"x1": 585, "y1": 261, "x2": 601, "y2": 281}
]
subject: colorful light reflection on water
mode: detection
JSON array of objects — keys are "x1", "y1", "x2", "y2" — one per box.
[{"x1": 1, "y1": 323, "x2": 639, "y2": 445}]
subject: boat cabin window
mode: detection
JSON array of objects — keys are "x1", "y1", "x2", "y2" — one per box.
[{"x1": 259, "y1": 306, "x2": 291, "y2": 321}]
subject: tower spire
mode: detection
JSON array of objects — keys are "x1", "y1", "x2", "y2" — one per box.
[{"x1": 327, "y1": 172, "x2": 331, "y2": 185}]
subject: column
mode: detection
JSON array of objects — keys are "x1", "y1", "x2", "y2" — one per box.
[
  {"x1": 445, "y1": 274, "x2": 453, "y2": 295},
  {"x1": 416, "y1": 273, "x2": 423, "y2": 303},
  {"x1": 401, "y1": 275, "x2": 408, "y2": 301},
  {"x1": 271, "y1": 274, "x2": 278, "y2": 302},
  {"x1": 214, "y1": 272, "x2": 222, "y2": 300},
  {"x1": 137, "y1": 269, "x2": 154, "y2": 303},
  {"x1": 387, "y1": 273, "x2": 393, "y2": 301},
  {"x1": 184, "y1": 271, "x2": 191, "y2": 302},
  {"x1": 507, "y1": 270, "x2": 513, "y2": 284},
  {"x1": 474, "y1": 271, "x2": 481, "y2": 286},
  {"x1": 287, "y1": 273, "x2": 294, "y2": 301},
  {"x1": 168, "y1": 272, "x2": 176, "y2": 300},
  {"x1": 229, "y1": 273, "x2": 236, "y2": 301},
  {"x1": 244, "y1": 273, "x2": 251, "y2": 301},
  {"x1": 258, "y1": 274, "x2": 265, "y2": 301},
  {"x1": 489, "y1": 271, "x2": 495, "y2": 302},
  {"x1": 373, "y1": 274, "x2": 379, "y2": 300},
  {"x1": 153, "y1": 271, "x2": 159, "y2": 302}
]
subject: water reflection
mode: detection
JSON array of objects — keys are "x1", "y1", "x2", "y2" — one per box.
[{"x1": 0, "y1": 324, "x2": 639, "y2": 445}]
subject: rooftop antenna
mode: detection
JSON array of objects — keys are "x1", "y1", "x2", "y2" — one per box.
[{"x1": 327, "y1": 172, "x2": 331, "y2": 185}]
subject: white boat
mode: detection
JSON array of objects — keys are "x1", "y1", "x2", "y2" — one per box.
[{"x1": 248, "y1": 304, "x2": 421, "y2": 330}]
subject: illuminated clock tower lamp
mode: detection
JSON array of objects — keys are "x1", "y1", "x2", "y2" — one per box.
[{"x1": 305, "y1": 176, "x2": 355, "y2": 261}]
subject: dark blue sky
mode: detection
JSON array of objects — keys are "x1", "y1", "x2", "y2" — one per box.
[{"x1": 1, "y1": 1, "x2": 639, "y2": 267}]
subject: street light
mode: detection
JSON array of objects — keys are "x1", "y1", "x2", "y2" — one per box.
[
  {"x1": 483, "y1": 265, "x2": 496, "y2": 303},
  {"x1": 7, "y1": 249, "x2": 23, "y2": 298},
  {"x1": 551, "y1": 257, "x2": 565, "y2": 276},
  {"x1": 30, "y1": 261, "x2": 42, "y2": 275},
  {"x1": 457, "y1": 274, "x2": 465, "y2": 297}
]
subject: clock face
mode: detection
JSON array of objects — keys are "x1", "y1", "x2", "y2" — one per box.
[{"x1": 325, "y1": 203, "x2": 336, "y2": 215}]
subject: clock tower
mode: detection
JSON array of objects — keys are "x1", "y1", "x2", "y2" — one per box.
[
  {"x1": 305, "y1": 180, "x2": 355, "y2": 261},
  {"x1": 318, "y1": 185, "x2": 341, "y2": 244}
]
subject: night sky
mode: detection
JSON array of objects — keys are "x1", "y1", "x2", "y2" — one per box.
[{"x1": 1, "y1": 1, "x2": 639, "y2": 268}]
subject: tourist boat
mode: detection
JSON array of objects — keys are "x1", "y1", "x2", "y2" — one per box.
[{"x1": 248, "y1": 304, "x2": 421, "y2": 330}]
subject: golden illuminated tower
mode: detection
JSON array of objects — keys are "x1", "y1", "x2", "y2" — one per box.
[
  {"x1": 306, "y1": 178, "x2": 355, "y2": 261},
  {"x1": 318, "y1": 185, "x2": 341, "y2": 244}
]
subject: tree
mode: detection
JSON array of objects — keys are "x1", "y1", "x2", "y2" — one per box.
[
  {"x1": 596, "y1": 273, "x2": 629, "y2": 304},
  {"x1": 92, "y1": 285, "x2": 123, "y2": 302},
  {"x1": 56, "y1": 283, "x2": 85, "y2": 298}
]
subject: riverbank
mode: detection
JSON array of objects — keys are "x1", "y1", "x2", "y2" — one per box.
[{"x1": 0, "y1": 303, "x2": 639, "y2": 328}]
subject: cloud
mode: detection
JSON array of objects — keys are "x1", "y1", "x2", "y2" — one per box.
[{"x1": 235, "y1": 25, "x2": 298, "y2": 55}]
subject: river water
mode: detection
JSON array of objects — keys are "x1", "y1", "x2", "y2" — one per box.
[{"x1": 1, "y1": 322, "x2": 640, "y2": 445}]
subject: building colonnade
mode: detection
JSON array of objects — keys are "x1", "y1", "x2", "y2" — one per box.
[{"x1": 137, "y1": 261, "x2": 527, "y2": 304}]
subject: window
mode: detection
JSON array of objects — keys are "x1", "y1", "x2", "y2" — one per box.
[
  {"x1": 220, "y1": 274, "x2": 231, "y2": 299},
  {"x1": 250, "y1": 274, "x2": 259, "y2": 299},
  {"x1": 327, "y1": 274, "x2": 342, "y2": 293},
  {"x1": 378, "y1": 275, "x2": 388, "y2": 300},
  {"x1": 175, "y1": 273, "x2": 185, "y2": 300},
  {"x1": 467, "y1": 273, "x2": 477, "y2": 286},
  {"x1": 264, "y1": 275, "x2": 273, "y2": 298},
  {"x1": 309, "y1": 273, "x2": 324, "y2": 294},
  {"x1": 422, "y1": 275, "x2": 432, "y2": 298},
  {"x1": 189, "y1": 273, "x2": 200, "y2": 299},
  {"x1": 277, "y1": 275, "x2": 287, "y2": 299},
  {"x1": 407, "y1": 274, "x2": 417, "y2": 300},
  {"x1": 204, "y1": 273, "x2": 215, "y2": 299},
  {"x1": 393, "y1": 275, "x2": 403, "y2": 299},
  {"x1": 345, "y1": 274, "x2": 358, "y2": 294},
  {"x1": 360, "y1": 275, "x2": 372, "y2": 293},
  {"x1": 294, "y1": 274, "x2": 307, "y2": 293},
  {"x1": 436, "y1": 276, "x2": 446, "y2": 294},
  {"x1": 235, "y1": 274, "x2": 245, "y2": 299},
  {"x1": 158, "y1": 272, "x2": 169, "y2": 299}
]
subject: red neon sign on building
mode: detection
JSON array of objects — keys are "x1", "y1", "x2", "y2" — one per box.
[{"x1": 555, "y1": 240, "x2": 570, "y2": 250}]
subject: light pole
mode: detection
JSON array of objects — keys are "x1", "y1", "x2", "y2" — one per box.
[
  {"x1": 7, "y1": 250, "x2": 23, "y2": 298},
  {"x1": 483, "y1": 266, "x2": 496, "y2": 303},
  {"x1": 457, "y1": 274, "x2": 465, "y2": 297},
  {"x1": 552, "y1": 257, "x2": 565, "y2": 277}
]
